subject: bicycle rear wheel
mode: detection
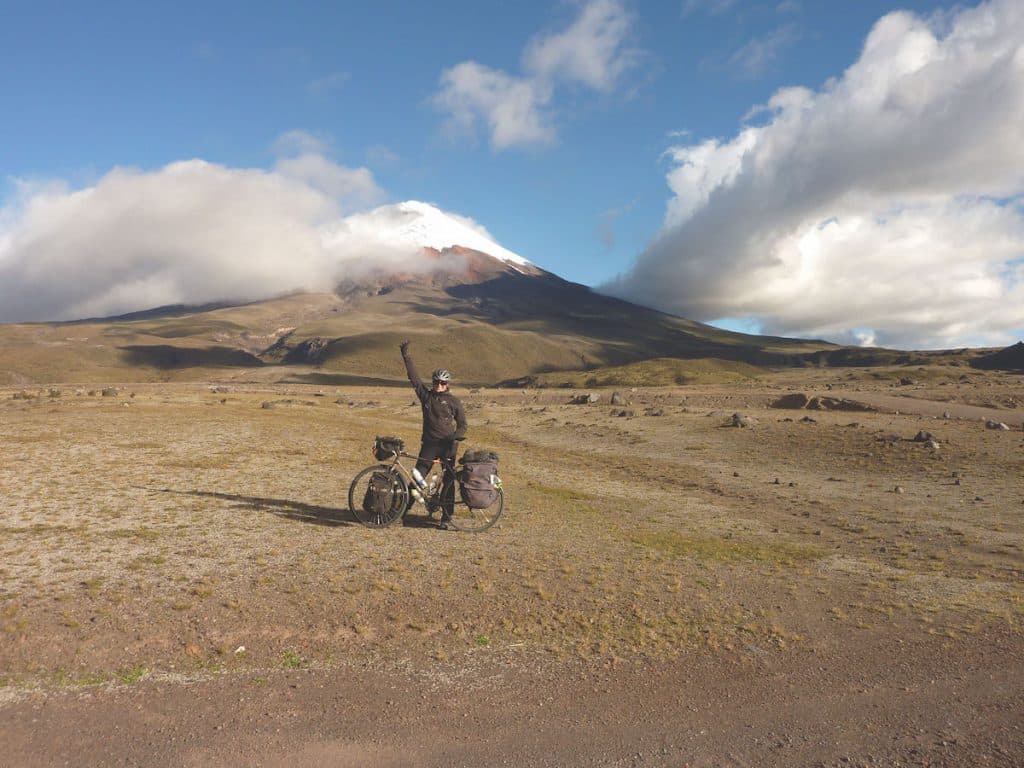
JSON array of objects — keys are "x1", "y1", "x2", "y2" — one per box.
[
  {"x1": 348, "y1": 464, "x2": 408, "y2": 528},
  {"x1": 447, "y1": 487, "x2": 504, "y2": 532}
]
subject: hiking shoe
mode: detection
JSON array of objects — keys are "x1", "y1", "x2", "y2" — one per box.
[{"x1": 439, "y1": 519, "x2": 455, "y2": 531}]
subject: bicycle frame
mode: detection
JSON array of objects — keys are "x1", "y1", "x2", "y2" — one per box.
[{"x1": 383, "y1": 450, "x2": 456, "y2": 516}]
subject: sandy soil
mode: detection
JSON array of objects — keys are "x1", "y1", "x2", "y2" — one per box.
[{"x1": 1, "y1": 366, "x2": 1022, "y2": 766}]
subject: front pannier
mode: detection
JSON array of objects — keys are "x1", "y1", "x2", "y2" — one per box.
[
  {"x1": 457, "y1": 450, "x2": 500, "y2": 509},
  {"x1": 363, "y1": 470, "x2": 400, "y2": 518},
  {"x1": 373, "y1": 435, "x2": 404, "y2": 461}
]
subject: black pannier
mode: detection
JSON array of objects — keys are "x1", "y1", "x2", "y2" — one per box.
[
  {"x1": 457, "y1": 450, "x2": 500, "y2": 509},
  {"x1": 363, "y1": 470, "x2": 400, "y2": 518},
  {"x1": 373, "y1": 435, "x2": 404, "y2": 461}
]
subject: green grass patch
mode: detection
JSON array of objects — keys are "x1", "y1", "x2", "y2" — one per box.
[
  {"x1": 280, "y1": 649, "x2": 305, "y2": 669},
  {"x1": 634, "y1": 532, "x2": 825, "y2": 566},
  {"x1": 117, "y1": 665, "x2": 147, "y2": 684}
]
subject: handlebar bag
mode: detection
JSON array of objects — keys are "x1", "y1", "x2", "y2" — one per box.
[{"x1": 373, "y1": 436, "x2": 404, "y2": 461}]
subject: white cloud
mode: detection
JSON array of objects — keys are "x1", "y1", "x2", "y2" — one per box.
[
  {"x1": 434, "y1": 62, "x2": 554, "y2": 150},
  {"x1": 307, "y1": 71, "x2": 350, "y2": 97},
  {"x1": 727, "y1": 25, "x2": 800, "y2": 78},
  {"x1": 434, "y1": 0, "x2": 635, "y2": 150},
  {"x1": 0, "y1": 151, "x2": 503, "y2": 322},
  {"x1": 681, "y1": 0, "x2": 737, "y2": 17},
  {"x1": 523, "y1": 0, "x2": 635, "y2": 91},
  {"x1": 271, "y1": 129, "x2": 331, "y2": 157},
  {"x1": 605, "y1": 0, "x2": 1024, "y2": 349},
  {"x1": 274, "y1": 153, "x2": 384, "y2": 208}
]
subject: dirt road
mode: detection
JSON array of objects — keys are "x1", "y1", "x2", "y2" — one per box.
[{"x1": 3, "y1": 626, "x2": 1022, "y2": 767}]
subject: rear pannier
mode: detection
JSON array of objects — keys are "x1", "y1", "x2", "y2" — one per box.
[
  {"x1": 373, "y1": 436, "x2": 404, "y2": 461},
  {"x1": 362, "y1": 470, "x2": 402, "y2": 518},
  {"x1": 457, "y1": 450, "x2": 501, "y2": 509}
]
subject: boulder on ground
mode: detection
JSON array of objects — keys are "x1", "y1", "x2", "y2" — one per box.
[
  {"x1": 770, "y1": 393, "x2": 811, "y2": 409},
  {"x1": 912, "y1": 430, "x2": 935, "y2": 442},
  {"x1": 101, "y1": 387, "x2": 118, "y2": 397},
  {"x1": 569, "y1": 393, "x2": 600, "y2": 405},
  {"x1": 985, "y1": 420, "x2": 1010, "y2": 430},
  {"x1": 610, "y1": 392, "x2": 625, "y2": 405}
]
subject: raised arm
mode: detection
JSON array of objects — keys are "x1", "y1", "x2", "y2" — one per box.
[{"x1": 400, "y1": 340, "x2": 428, "y2": 400}]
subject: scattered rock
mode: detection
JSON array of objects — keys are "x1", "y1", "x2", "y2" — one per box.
[
  {"x1": 610, "y1": 409, "x2": 635, "y2": 418},
  {"x1": 644, "y1": 408, "x2": 665, "y2": 417},
  {"x1": 12, "y1": 391, "x2": 34, "y2": 400},
  {"x1": 261, "y1": 401, "x2": 275, "y2": 409},
  {"x1": 943, "y1": 410, "x2": 952, "y2": 419},
  {"x1": 101, "y1": 387, "x2": 118, "y2": 397},
  {"x1": 986, "y1": 420, "x2": 1010, "y2": 430},
  {"x1": 925, "y1": 439, "x2": 941, "y2": 451},
  {"x1": 569, "y1": 393, "x2": 600, "y2": 405},
  {"x1": 610, "y1": 392, "x2": 626, "y2": 405},
  {"x1": 799, "y1": 416, "x2": 817, "y2": 424},
  {"x1": 912, "y1": 430, "x2": 935, "y2": 442},
  {"x1": 209, "y1": 385, "x2": 229, "y2": 394},
  {"x1": 48, "y1": 389, "x2": 62, "y2": 398},
  {"x1": 899, "y1": 377, "x2": 917, "y2": 386},
  {"x1": 730, "y1": 413, "x2": 754, "y2": 428},
  {"x1": 894, "y1": 485, "x2": 904, "y2": 494}
]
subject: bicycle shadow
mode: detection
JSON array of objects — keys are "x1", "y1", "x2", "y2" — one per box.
[{"x1": 139, "y1": 486, "x2": 358, "y2": 527}]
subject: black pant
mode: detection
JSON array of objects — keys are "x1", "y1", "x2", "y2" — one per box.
[{"x1": 415, "y1": 438, "x2": 456, "y2": 519}]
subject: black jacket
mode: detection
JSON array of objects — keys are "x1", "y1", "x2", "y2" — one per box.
[{"x1": 402, "y1": 351, "x2": 468, "y2": 442}]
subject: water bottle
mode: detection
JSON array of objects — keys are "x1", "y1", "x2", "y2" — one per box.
[{"x1": 411, "y1": 468, "x2": 427, "y2": 489}]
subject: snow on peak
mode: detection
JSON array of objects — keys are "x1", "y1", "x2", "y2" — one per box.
[{"x1": 332, "y1": 200, "x2": 532, "y2": 268}]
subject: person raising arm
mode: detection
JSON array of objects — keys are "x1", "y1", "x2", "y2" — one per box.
[{"x1": 400, "y1": 340, "x2": 467, "y2": 528}]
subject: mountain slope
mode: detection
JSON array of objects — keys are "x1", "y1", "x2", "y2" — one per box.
[{"x1": 0, "y1": 248, "x2": 841, "y2": 386}]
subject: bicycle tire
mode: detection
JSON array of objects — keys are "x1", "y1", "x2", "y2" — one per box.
[
  {"x1": 447, "y1": 487, "x2": 504, "y2": 532},
  {"x1": 348, "y1": 464, "x2": 408, "y2": 528}
]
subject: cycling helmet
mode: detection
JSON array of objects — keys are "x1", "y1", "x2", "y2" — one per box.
[{"x1": 432, "y1": 368, "x2": 452, "y2": 383}]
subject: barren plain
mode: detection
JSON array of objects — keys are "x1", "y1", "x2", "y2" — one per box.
[{"x1": 1, "y1": 365, "x2": 1022, "y2": 766}]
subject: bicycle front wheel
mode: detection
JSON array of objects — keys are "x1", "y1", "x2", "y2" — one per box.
[
  {"x1": 348, "y1": 464, "x2": 408, "y2": 528},
  {"x1": 448, "y1": 487, "x2": 504, "y2": 532}
]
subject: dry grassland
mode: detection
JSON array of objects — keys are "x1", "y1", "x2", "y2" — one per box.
[{"x1": 1, "y1": 370, "x2": 1022, "y2": 695}]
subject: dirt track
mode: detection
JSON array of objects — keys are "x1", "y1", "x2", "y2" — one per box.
[
  {"x1": 1, "y1": 368, "x2": 1022, "y2": 766},
  {"x1": 4, "y1": 626, "x2": 1022, "y2": 767}
]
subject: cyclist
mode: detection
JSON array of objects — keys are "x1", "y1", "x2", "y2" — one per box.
[{"x1": 399, "y1": 340, "x2": 467, "y2": 528}]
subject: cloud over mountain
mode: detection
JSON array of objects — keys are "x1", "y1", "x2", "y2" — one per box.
[
  {"x1": 434, "y1": 0, "x2": 636, "y2": 150},
  {"x1": 0, "y1": 157, "x2": 518, "y2": 322},
  {"x1": 605, "y1": 0, "x2": 1024, "y2": 349}
]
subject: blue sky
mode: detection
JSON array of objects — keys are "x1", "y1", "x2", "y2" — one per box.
[{"x1": 1, "y1": 0, "x2": 1022, "y2": 348}]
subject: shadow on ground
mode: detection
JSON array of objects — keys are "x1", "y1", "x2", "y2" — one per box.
[{"x1": 143, "y1": 486, "x2": 358, "y2": 527}]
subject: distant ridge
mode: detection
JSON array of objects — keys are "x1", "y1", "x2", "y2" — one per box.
[{"x1": 970, "y1": 341, "x2": 1024, "y2": 372}]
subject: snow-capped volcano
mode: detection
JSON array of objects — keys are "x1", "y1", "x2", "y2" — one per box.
[{"x1": 328, "y1": 200, "x2": 532, "y2": 270}]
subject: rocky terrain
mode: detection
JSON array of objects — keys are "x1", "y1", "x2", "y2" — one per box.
[{"x1": 1, "y1": 363, "x2": 1021, "y2": 766}]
